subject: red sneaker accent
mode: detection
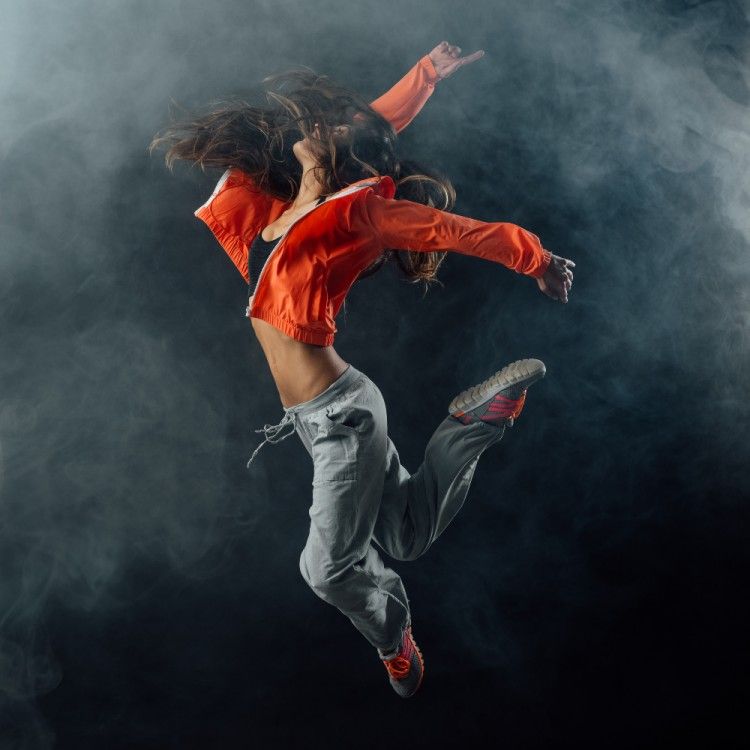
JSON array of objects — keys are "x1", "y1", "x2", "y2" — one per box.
[
  {"x1": 486, "y1": 390, "x2": 526, "y2": 421},
  {"x1": 456, "y1": 390, "x2": 528, "y2": 426},
  {"x1": 452, "y1": 409, "x2": 473, "y2": 425},
  {"x1": 484, "y1": 391, "x2": 526, "y2": 415},
  {"x1": 382, "y1": 625, "x2": 425, "y2": 687},
  {"x1": 384, "y1": 655, "x2": 411, "y2": 680}
]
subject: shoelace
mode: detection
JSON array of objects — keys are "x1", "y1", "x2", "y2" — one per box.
[{"x1": 383, "y1": 655, "x2": 411, "y2": 680}]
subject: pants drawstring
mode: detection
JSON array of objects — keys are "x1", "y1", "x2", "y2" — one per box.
[{"x1": 246, "y1": 410, "x2": 298, "y2": 468}]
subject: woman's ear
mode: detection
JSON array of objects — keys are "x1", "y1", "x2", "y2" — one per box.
[{"x1": 333, "y1": 124, "x2": 352, "y2": 140}]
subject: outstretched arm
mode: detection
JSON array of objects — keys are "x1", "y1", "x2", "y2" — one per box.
[
  {"x1": 357, "y1": 191, "x2": 554, "y2": 280},
  {"x1": 367, "y1": 41, "x2": 485, "y2": 133},
  {"x1": 358, "y1": 191, "x2": 576, "y2": 301}
]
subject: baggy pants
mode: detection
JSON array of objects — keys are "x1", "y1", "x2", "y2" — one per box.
[{"x1": 247, "y1": 362, "x2": 507, "y2": 656}]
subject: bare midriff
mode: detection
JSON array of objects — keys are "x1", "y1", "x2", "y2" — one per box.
[{"x1": 251, "y1": 316, "x2": 349, "y2": 409}]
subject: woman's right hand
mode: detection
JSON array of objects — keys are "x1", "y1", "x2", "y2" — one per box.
[
  {"x1": 536, "y1": 253, "x2": 575, "y2": 303},
  {"x1": 428, "y1": 41, "x2": 485, "y2": 80}
]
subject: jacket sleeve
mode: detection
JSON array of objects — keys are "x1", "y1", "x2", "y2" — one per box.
[
  {"x1": 366, "y1": 55, "x2": 441, "y2": 134},
  {"x1": 357, "y1": 191, "x2": 553, "y2": 278},
  {"x1": 194, "y1": 168, "x2": 274, "y2": 282}
]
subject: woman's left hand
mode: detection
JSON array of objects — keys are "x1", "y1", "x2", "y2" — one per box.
[
  {"x1": 428, "y1": 41, "x2": 485, "y2": 80},
  {"x1": 536, "y1": 253, "x2": 576, "y2": 304}
]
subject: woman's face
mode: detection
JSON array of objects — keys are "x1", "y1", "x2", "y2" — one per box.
[{"x1": 293, "y1": 122, "x2": 353, "y2": 164}]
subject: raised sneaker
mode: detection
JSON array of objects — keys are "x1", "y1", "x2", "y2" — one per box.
[{"x1": 448, "y1": 358, "x2": 546, "y2": 428}]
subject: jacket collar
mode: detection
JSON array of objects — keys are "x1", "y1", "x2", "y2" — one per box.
[
  {"x1": 261, "y1": 174, "x2": 396, "y2": 253},
  {"x1": 331, "y1": 174, "x2": 396, "y2": 200}
]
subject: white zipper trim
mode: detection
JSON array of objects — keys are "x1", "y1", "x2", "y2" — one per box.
[
  {"x1": 246, "y1": 181, "x2": 378, "y2": 314},
  {"x1": 194, "y1": 168, "x2": 232, "y2": 215}
]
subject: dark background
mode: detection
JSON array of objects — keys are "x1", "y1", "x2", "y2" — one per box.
[{"x1": 1, "y1": 0, "x2": 748, "y2": 747}]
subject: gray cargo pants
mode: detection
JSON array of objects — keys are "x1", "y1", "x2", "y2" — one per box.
[{"x1": 247, "y1": 362, "x2": 506, "y2": 655}]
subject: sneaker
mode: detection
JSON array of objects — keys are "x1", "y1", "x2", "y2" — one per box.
[
  {"x1": 378, "y1": 624, "x2": 425, "y2": 698},
  {"x1": 448, "y1": 358, "x2": 546, "y2": 427}
]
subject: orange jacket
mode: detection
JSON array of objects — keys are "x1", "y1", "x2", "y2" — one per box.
[{"x1": 194, "y1": 55, "x2": 552, "y2": 347}]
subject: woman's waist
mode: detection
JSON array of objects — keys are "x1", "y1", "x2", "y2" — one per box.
[{"x1": 251, "y1": 317, "x2": 350, "y2": 408}]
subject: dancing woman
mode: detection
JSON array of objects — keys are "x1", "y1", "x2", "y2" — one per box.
[{"x1": 150, "y1": 41, "x2": 575, "y2": 698}]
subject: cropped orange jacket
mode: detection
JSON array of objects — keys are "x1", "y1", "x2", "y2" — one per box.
[{"x1": 194, "y1": 54, "x2": 552, "y2": 347}]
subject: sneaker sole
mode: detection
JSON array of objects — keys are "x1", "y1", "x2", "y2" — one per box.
[
  {"x1": 411, "y1": 635, "x2": 425, "y2": 697},
  {"x1": 448, "y1": 358, "x2": 546, "y2": 416}
]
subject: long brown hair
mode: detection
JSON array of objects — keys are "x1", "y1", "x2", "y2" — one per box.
[{"x1": 149, "y1": 68, "x2": 456, "y2": 291}]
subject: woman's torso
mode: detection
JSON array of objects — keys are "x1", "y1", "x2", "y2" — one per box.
[
  {"x1": 251, "y1": 317, "x2": 349, "y2": 409},
  {"x1": 249, "y1": 198, "x2": 349, "y2": 409}
]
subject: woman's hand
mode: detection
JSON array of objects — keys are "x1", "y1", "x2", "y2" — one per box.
[
  {"x1": 536, "y1": 253, "x2": 576, "y2": 303},
  {"x1": 428, "y1": 41, "x2": 485, "y2": 80}
]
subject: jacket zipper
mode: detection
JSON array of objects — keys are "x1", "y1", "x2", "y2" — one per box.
[{"x1": 246, "y1": 181, "x2": 377, "y2": 315}]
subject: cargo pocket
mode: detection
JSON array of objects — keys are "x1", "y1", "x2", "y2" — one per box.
[{"x1": 310, "y1": 401, "x2": 360, "y2": 485}]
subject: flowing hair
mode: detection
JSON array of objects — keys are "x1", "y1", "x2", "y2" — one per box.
[{"x1": 149, "y1": 68, "x2": 456, "y2": 290}]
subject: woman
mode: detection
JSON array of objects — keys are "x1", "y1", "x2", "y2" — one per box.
[{"x1": 150, "y1": 41, "x2": 575, "y2": 698}]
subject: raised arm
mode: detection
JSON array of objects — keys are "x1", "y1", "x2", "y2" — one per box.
[
  {"x1": 368, "y1": 55, "x2": 440, "y2": 134},
  {"x1": 367, "y1": 42, "x2": 485, "y2": 134},
  {"x1": 356, "y1": 191, "x2": 553, "y2": 278}
]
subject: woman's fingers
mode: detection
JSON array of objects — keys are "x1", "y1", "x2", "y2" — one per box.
[
  {"x1": 552, "y1": 255, "x2": 574, "y2": 287},
  {"x1": 460, "y1": 50, "x2": 485, "y2": 66},
  {"x1": 553, "y1": 253, "x2": 575, "y2": 269},
  {"x1": 552, "y1": 271, "x2": 571, "y2": 303},
  {"x1": 546, "y1": 281, "x2": 565, "y2": 302},
  {"x1": 537, "y1": 264, "x2": 572, "y2": 303},
  {"x1": 430, "y1": 42, "x2": 486, "y2": 78}
]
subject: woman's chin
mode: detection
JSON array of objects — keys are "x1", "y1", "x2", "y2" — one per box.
[{"x1": 292, "y1": 140, "x2": 309, "y2": 160}]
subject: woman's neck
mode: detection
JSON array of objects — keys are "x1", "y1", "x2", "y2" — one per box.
[{"x1": 291, "y1": 164, "x2": 326, "y2": 209}]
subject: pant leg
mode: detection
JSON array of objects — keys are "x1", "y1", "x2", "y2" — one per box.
[
  {"x1": 295, "y1": 377, "x2": 410, "y2": 653},
  {"x1": 371, "y1": 382, "x2": 507, "y2": 562}
]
